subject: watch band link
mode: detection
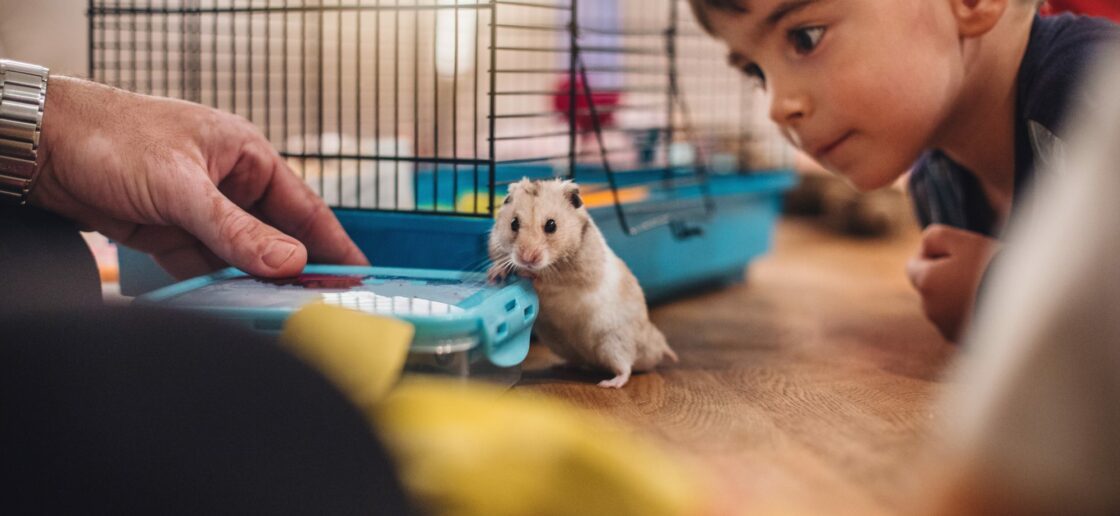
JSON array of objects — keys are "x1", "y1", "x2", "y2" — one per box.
[{"x1": 0, "y1": 59, "x2": 49, "y2": 205}]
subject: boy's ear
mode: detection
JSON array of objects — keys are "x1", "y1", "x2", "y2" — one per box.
[{"x1": 949, "y1": 0, "x2": 1010, "y2": 38}]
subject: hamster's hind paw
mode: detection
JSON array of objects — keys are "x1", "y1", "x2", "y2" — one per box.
[{"x1": 597, "y1": 371, "x2": 631, "y2": 389}]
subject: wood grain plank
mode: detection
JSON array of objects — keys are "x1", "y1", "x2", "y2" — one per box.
[{"x1": 516, "y1": 218, "x2": 956, "y2": 514}]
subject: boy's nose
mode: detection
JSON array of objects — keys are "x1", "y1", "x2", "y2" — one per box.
[{"x1": 769, "y1": 94, "x2": 809, "y2": 128}]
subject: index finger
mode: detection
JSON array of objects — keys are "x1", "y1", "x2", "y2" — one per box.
[{"x1": 233, "y1": 139, "x2": 369, "y2": 266}]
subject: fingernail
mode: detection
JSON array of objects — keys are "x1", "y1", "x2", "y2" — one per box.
[{"x1": 262, "y1": 241, "x2": 298, "y2": 269}]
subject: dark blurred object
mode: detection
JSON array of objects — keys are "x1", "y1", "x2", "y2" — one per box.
[
  {"x1": 782, "y1": 173, "x2": 829, "y2": 216},
  {"x1": 783, "y1": 172, "x2": 913, "y2": 237},
  {"x1": 0, "y1": 205, "x2": 102, "y2": 311},
  {"x1": 630, "y1": 128, "x2": 663, "y2": 166},
  {"x1": 0, "y1": 306, "x2": 412, "y2": 515}
]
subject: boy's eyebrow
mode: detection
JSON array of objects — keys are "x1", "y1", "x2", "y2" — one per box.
[
  {"x1": 757, "y1": 0, "x2": 820, "y2": 39},
  {"x1": 722, "y1": 0, "x2": 822, "y2": 64}
]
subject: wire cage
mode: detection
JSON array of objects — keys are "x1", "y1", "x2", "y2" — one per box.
[
  {"x1": 92, "y1": 0, "x2": 796, "y2": 299},
  {"x1": 87, "y1": 0, "x2": 785, "y2": 227}
]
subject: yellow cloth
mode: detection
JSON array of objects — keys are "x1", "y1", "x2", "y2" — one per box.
[
  {"x1": 279, "y1": 303, "x2": 705, "y2": 516},
  {"x1": 280, "y1": 303, "x2": 414, "y2": 407}
]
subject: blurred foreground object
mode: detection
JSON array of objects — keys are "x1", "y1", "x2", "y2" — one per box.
[
  {"x1": 784, "y1": 165, "x2": 913, "y2": 237},
  {"x1": 281, "y1": 304, "x2": 711, "y2": 516},
  {"x1": 0, "y1": 306, "x2": 410, "y2": 514},
  {"x1": 934, "y1": 49, "x2": 1120, "y2": 514}
]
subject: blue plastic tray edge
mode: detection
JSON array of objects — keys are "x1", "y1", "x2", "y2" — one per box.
[{"x1": 136, "y1": 265, "x2": 538, "y2": 367}]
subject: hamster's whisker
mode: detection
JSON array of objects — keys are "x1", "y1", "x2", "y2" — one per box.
[{"x1": 460, "y1": 256, "x2": 492, "y2": 273}]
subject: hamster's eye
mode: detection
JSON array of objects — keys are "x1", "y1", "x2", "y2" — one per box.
[
  {"x1": 511, "y1": 217, "x2": 520, "y2": 232},
  {"x1": 544, "y1": 219, "x2": 557, "y2": 234}
]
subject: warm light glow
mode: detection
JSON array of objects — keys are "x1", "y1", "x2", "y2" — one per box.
[{"x1": 436, "y1": 0, "x2": 476, "y2": 78}]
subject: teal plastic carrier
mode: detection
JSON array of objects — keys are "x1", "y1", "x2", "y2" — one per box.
[{"x1": 137, "y1": 265, "x2": 539, "y2": 379}]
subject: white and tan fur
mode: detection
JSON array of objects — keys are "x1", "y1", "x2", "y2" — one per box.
[{"x1": 488, "y1": 178, "x2": 678, "y2": 388}]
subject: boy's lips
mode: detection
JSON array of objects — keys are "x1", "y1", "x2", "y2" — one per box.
[{"x1": 810, "y1": 131, "x2": 854, "y2": 161}]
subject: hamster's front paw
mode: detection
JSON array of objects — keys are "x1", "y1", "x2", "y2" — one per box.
[{"x1": 487, "y1": 264, "x2": 510, "y2": 284}]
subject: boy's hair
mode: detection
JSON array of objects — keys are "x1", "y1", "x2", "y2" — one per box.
[
  {"x1": 686, "y1": 0, "x2": 742, "y2": 35},
  {"x1": 687, "y1": 0, "x2": 1046, "y2": 35}
]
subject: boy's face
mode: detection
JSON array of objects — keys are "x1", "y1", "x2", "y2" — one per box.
[{"x1": 705, "y1": 0, "x2": 965, "y2": 190}]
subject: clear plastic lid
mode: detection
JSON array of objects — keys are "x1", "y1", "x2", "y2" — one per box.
[
  {"x1": 145, "y1": 266, "x2": 537, "y2": 370},
  {"x1": 165, "y1": 274, "x2": 485, "y2": 317}
]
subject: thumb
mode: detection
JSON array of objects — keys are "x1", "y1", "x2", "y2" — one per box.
[
  {"x1": 920, "y1": 224, "x2": 956, "y2": 259},
  {"x1": 906, "y1": 255, "x2": 928, "y2": 290},
  {"x1": 181, "y1": 186, "x2": 309, "y2": 277}
]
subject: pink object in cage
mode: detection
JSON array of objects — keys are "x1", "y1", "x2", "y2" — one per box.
[{"x1": 551, "y1": 76, "x2": 621, "y2": 138}]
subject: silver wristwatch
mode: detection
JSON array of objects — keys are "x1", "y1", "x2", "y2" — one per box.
[{"x1": 0, "y1": 59, "x2": 49, "y2": 206}]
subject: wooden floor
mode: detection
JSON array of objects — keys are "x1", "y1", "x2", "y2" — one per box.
[{"x1": 516, "y1": 217, "x2": 958, "y2": 514}]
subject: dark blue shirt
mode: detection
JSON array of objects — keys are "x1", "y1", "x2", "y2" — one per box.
[{"x1": 909, "y1": 13, "x2": 1120, "y2": 236}]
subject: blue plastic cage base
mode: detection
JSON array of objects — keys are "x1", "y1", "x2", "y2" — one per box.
[{"x1": 587, "y1": 171, "x2": 795, "y2": 302}]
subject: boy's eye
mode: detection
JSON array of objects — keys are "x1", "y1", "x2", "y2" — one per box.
[
  {"x1": 789, "y1": 26, "x2": 826, "y2": 55},
  {"x1": 740, "y1": 63, "x2": 767, "y2": 87},
  {"x1": 511, "y1": 217, "x2": 520, "y2": 232}
]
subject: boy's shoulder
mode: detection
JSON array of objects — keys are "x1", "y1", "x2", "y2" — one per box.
[
  {"x1": 908, "y1": 14, "x2": 1120, "y2": 234},
  {"x1": 1019, "y1": 13, "x2": 1120, "y2": 135}
]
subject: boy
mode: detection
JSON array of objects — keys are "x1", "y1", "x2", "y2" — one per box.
[{"x1": 686, "y1": 0, "x2": 1119, "y2": 341}]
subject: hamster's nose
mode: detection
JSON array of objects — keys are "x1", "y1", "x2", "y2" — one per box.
[{"x1": 517, "y1": 249, "x2": 541, "y2": 266}]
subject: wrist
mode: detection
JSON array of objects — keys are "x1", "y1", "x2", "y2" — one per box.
[
  {"x1": 30, "y1": 76, "x2": 96, "y2": 212},
  {"x1": 31, "y1": 75, "x2": 65, "y2": 207}
]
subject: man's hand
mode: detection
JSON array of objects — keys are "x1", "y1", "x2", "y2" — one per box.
[
  {"x1": 906, "y1": 224, "x2": 1000, "y2": 342},
  {"x1": 30, "y1": 77, "x2": 367, "y2": 279}
]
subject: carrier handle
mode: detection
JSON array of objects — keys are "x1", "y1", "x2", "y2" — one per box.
[{"x1": 479, "y1": 285, "x2": 538, "y2": 367}]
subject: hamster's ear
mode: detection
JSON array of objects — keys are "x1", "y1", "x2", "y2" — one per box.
[
  {"x1": 505, "y1": 179, "x2": 528, "y2": 204},
  {"x1": 565, "y1": 183, "x2": 583, "y2": 209}
]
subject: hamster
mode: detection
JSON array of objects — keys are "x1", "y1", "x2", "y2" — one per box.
[{"x1": 487, "y1": 178, "x2": 678, "y2": 388}]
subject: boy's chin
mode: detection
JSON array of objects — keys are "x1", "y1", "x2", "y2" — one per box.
[{"x1": 833, "y1": 166, "x2": 904, "y2": 192}]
